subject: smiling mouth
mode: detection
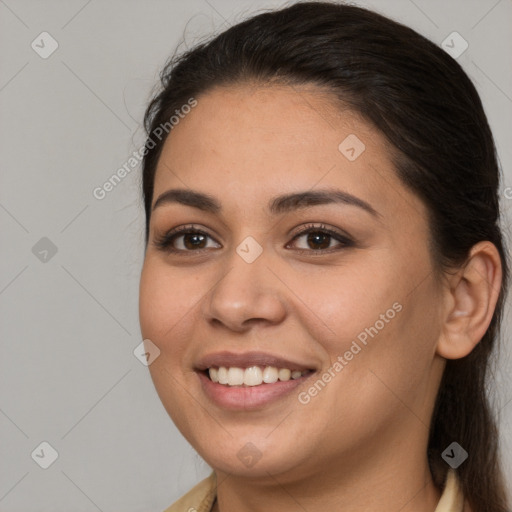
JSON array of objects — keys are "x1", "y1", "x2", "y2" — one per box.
[{"x1": 202, "y1": 366, "x2": 315, "y2": 387}]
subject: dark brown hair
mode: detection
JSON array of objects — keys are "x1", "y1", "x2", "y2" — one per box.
[{"x1": 140, "y1": 2, "x2": 510, "y2": 509}]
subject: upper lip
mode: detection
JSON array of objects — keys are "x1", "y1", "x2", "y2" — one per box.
[{"x1": 195, "y1": 351, "x2": 317, "y2": 371}]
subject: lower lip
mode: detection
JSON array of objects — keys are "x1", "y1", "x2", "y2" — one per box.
[{"x1": 196, "y1": 371, "x2": 314, "y2": 410}]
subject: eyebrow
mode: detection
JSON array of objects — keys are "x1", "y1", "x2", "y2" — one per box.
[{"x1": 152, "y1": 188, "x2": 380, "y2": 218}]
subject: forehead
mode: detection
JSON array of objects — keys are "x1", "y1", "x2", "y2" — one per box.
[{"x1": 152, "y1": 83, "x2": 428, "y2": 225}]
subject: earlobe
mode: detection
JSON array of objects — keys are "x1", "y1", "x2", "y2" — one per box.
[{"x1": 436, "y1": 241, "x2": 502, "y2": 360}]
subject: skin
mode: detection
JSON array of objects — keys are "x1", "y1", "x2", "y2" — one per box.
[{"x1": 139, "y1": 83, "x2": 501, "y2": 512}]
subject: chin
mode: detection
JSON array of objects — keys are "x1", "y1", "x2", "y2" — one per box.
[{"x1": 195, "y1": 434, "x2": 311, "y2": 480}]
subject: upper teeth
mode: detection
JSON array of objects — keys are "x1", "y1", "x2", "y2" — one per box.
[{"x1": 209, "y1": 366, "x2": 308, "y2": 387}]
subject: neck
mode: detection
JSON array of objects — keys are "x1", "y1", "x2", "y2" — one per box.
[{"x1": 212, "y1": 429, "x2": 442, "y2": 512}]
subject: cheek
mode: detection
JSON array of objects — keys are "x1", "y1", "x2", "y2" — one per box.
[
  {"x1": 138, "y1": 261, "x2": 201, "y2": 427},
  {"x1": 139, "y1": 258, "x2": 205, "y2": 343},
  {"x1": 303, "y1": 253, "x2": 437, "y2": 390},
  {"x1": 297, "y1": 260, "x2": 396, "y2": 347},
  {"x1": 343, "y1": 275, "x2": 442, "y2": 415}
]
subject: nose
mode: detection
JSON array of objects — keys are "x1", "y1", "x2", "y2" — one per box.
[{"x1": 201, "y1": 248, "x2": 287, "y2": 333}]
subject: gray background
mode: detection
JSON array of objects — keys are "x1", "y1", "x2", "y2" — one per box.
[{"x1": 1, "y1": 0, "x2": 511, "y2": 510}]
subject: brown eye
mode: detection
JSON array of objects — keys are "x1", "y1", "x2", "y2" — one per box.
[
  {"x1": 181, "y1": 232, "x2": 208, "y2": 250},
  {"x1": 304, "y1": 231, "x2": 332, "y2": 250},
  {"x1": 287, "y1": 223, "x2": 353, "y2": 254},
  {"x1": 153, "y1": 225, "x2": 220, "y2": 253},
  {"x1": 154, "y1": 223, "x2": 353, "y2": 256}
]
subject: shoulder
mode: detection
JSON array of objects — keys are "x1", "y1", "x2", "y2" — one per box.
[{"x1": 162, "y1": 471, "x2": 217, "y2": 512}]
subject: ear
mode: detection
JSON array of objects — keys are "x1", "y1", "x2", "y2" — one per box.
[{"x1": 436, "y1": 241, "x2": 503, "y2": 360}]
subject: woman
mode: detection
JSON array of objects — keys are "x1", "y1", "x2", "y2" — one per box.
[{"x1": 138, "y1": 2, "x2": 511, "y2": 511}]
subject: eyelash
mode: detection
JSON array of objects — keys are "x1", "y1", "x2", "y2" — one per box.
[{"x1": 153, "y1": 223, "x2": 354, "y2": 256}]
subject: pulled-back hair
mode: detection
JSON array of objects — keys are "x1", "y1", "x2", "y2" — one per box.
[{"x1": 141, "y1": 2, "x2": 510, "y2": 509}]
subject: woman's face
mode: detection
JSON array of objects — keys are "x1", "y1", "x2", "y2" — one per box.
[{"x1": 139, "y1": 84, "x2": 446, "y2": 481}]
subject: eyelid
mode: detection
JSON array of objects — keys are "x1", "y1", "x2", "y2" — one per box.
[
  {"x1": 286, "y1": 223, "x2": 354, "y2": 253},
  {"x1": 153, "y1": 222, "x2": 354, "y2": 254},
  {"x1": 288, "y1": 222, "x2": 352, "y2": 241},
  {"x1": 152, "y1": 224, "x2": 220, "y2": 252}
]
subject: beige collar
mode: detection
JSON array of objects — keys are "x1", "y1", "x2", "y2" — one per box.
[
  {"x1": 435, "y1": 468, "x2": 465, "y2": 512},
  {"x1": 164, "y1": 468, "x2": 464, "y2": 512}
]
